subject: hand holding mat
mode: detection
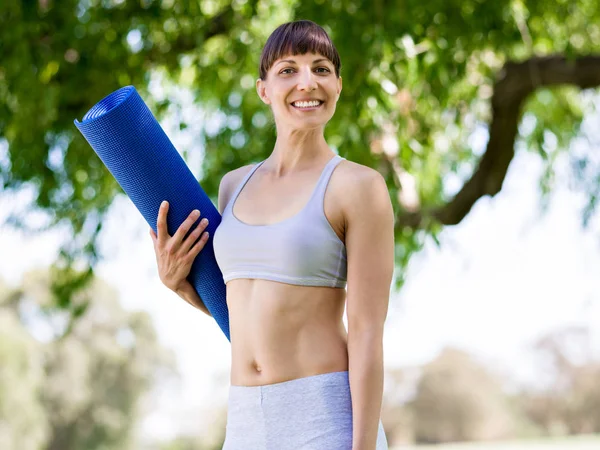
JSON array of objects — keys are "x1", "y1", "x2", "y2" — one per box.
[{"x1": 74, "y1": 85, "x2": 230, "y2": 341}]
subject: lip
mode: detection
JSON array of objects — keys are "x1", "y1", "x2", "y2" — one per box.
[{"x1": 290, "y1": 98, "x2": 324, "y2": 103}]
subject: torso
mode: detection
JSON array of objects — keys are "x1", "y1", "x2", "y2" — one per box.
[{"x1": 223, "y1": 154, "x2": 350, "y2": 387}]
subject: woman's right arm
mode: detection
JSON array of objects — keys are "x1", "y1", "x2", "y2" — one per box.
[
  {"x1": 175, "y1": 281, "x2": 212, "y2": 317},
  {"x1": 150, "y1": 173, "x2": 233, "y2": 317},
  {"x1": 149, "y1": 200, "x2": 212, "y2": 317}
]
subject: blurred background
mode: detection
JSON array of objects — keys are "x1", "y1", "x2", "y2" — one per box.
[{"x1": 1, "y1": 0, "x2": 600, "y2": 449}]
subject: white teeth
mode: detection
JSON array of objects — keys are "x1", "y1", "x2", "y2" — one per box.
[{"x1": 293, "y1": 100, "x2": 321, "y2": 108}]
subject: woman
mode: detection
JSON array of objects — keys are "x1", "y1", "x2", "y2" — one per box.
[{"x1": 150, "y1": 20, "x2": 394, "y2": 450}]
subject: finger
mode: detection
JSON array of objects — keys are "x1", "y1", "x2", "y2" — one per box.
[
  {"x1": 188, "y1": 230, "x2": 209, "y2": 260},
  {"x1": 157, "y1": 201, "x2": 170, "y2": 242},
  {"x1": 181, "y1": 218, "x2": 208, "y2": 253},
  {"x1": 172, "y1": 209, "x2": 201, "y2": 250}
]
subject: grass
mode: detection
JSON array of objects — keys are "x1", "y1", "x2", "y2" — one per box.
[{"x1": 394, "y1": 434, "x2": 600, "y2": 450}]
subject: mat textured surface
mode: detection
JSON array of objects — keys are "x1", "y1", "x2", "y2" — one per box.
[{"x1": 75, "y1": 85, "x2": 230, "y2": 341}]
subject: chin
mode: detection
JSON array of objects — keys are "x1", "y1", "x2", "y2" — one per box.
[
  {"x1": 292, "y1": 120, "x2": 329, "y2": 130},
  {"x1": 293, "y1": 113, "x2": 334, "y2": 127}
]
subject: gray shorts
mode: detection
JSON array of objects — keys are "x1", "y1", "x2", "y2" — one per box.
[{"x1": 222, "y1": 370, "x2": 388, "y2": 450}]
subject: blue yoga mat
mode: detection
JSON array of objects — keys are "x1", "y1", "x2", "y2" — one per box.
[{"x1": 74, "y1": 85, "x2": 230, "y2": 341}]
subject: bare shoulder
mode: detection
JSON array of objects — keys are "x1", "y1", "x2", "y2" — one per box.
[
  {"x1": 217, "y1": 163, "x2": 259, "y2": 214},
  {"x1": 336, "y1": 159, "x2": 383, "y2": 182},
  {"x1": 332, "y1": 159, "x2": 390, "y2": 222},
  {"x1": 333, "y1": 159, "x2": 387, "y2": 198}
]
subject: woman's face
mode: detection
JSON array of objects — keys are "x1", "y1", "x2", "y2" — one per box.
[{"x1": 256, "y1": 52, "x2": 342, "y2": 131}]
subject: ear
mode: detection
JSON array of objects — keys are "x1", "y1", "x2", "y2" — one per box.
[
  {"x1": 256, "y1": 78, "x2": 271, "y2": 105},
  {"x1": 336, "y1": 76, "x2": 342, "y2": 100}
]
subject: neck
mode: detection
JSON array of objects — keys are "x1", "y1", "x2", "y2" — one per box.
[{"x1": 266, "y1": 127, "x2": 335, "y2": 177}]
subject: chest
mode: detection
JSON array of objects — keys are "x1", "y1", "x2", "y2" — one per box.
[{"x1": 232, "y1": 172, "x2": 345, "y2": 243}]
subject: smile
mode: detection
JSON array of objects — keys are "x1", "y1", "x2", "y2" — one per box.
[{"x1": 290, "y1": 100, "x2": 324, "y2": 110}]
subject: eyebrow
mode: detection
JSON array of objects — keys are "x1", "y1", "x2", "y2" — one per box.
[{"x1": 276, "y1": 58, "x2": 331, "y2": 66}]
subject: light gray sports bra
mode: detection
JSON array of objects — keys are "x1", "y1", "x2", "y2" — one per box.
[{"x1": 213, "y1": 155, "x2": 347, "y2": 288}]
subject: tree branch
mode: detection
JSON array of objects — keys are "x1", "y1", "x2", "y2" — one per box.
[
  {"x1": 395, "y1": 54, "x2": 600, "y2": 230},
  {"x1": 144, "y1": 7, "x2": 235, "y2": 63}
]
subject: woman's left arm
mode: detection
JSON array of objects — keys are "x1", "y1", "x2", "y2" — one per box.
[{"x1": 343, "y1": 168, "x2": 395, "y2": 450}]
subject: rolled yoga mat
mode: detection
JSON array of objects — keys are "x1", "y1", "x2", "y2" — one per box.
[{"x1": 74, "y1": 85, "x2": 230, "y2": 341}]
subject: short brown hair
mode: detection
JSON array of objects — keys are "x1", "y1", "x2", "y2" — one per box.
[{"x1": 258, "y1": 20, "x2": 341, "y2": 80}]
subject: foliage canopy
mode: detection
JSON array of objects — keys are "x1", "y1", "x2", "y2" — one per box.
[{"x1": 1, "y1": 0, "x2": 599, "y2": 309}]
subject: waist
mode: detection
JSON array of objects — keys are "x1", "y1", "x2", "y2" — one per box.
[{"x1": 226, "y1": 279, "x2": 348, "y2": 386}]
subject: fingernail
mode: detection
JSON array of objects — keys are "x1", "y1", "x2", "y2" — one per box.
[
  {"x1": 202, "y1": 218, "x2": 208, "y2": 225},
  {"x1": 161, "y1": 200, "x2": 167, "y2": 207}
]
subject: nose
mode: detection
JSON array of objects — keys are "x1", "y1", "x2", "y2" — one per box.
[{"x1": 297, "y1": 67, "x2": 318, "y2": 91}]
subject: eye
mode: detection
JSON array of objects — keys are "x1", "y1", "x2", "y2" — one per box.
[{"x1": 279, "y1": 67, "x2": 331, "y2": 75}]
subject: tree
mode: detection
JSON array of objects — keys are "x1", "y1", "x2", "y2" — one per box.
[
  {"x1": 0, "y1": 270, "x2": 176, "y2": 450},
  {"x1": 518, "y1": 326, "x2": 600, "y2": 435},
  {"x1": 0, "y1": 281, "x2": 48, "y2": 450},
  {"x1": 380, "y1": 366, "x2": 418, "y2": 446},
  {"x1": 410, "y1": 347, "x2": 517, "y2": 443},
  {"x1": 1, "y1": 0, "x2": 599, "y2": 309}
]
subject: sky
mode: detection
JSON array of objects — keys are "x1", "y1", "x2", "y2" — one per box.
[{"x1": 1, "y1": 92, "x2": 599, "y2": 444}]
